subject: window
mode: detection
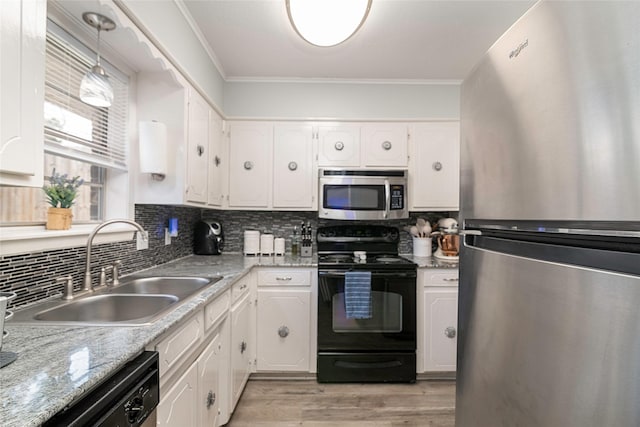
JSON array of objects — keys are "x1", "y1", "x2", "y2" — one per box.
[{"x1": 0, "y1": 20, "x2": 128, "y2": 226}]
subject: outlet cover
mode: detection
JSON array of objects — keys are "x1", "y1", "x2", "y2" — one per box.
[
  {"x1": 164, "y1": 228, "x2": 171, "y2": 245},
  {"x1": 136, "y1": 231, "x2": 149, "y2": 250}
]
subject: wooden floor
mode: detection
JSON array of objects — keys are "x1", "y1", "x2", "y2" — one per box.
[{"x1": 226, "y1": 379, "x2": 456, "y2": 426}]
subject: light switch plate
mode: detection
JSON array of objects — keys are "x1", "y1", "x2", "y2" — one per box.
[
  {"x1": 136, "y1": 231, "x2": 149, "y2": 250},
  {"x1": 164, "y1": 228, "x2": 171, "y2": 245}
]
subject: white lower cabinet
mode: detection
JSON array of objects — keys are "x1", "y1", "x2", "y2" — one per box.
[
  {"x1": 197, "y1": 329, "x2": 224, "y2": 427},
  {"x1": 230, "y1": 290, "x2": 253, "y2": 411},
  {"x1": 157, "y1": 360, "x2": 199, "y2": 427},
  {"x1": 417, "y1": 268, "x2": 459, "y2": 373},
  {"x1": 256, "y1": 269, "x2": 315, "y2": 373}
]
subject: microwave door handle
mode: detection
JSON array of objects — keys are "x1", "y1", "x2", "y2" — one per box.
[{"x1": 384, "y1": 179, "x2": 390, "y2": 219}]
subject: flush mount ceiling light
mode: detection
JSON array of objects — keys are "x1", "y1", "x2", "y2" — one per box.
[
  {"x1": 79, "y1": 12, "x2": 116, "y2": 108},
  {"x1": 286, "y1": 0, "x2": 372, "y2": 47}
]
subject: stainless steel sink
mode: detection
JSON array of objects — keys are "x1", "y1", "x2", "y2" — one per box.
[
  {"x1": 111, "y1": 276, "x2": 217, "y2": 300},
  {"x1": 9, "y1": 276, "x2": 222, "y2": 326},
  {"x1": 33, "y1": 294, "x2": 179, "y2": 324}
]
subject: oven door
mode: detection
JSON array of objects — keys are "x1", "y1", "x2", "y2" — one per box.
[{"x1": 317, "y1": 269, "x2": 416, "y2": 351}]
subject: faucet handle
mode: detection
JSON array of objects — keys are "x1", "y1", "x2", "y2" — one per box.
[
  {"x1": 56, "y1": 276, "x2": 74, "y2": 300},
  {"x1": 112, "y1": 260, "x2": 122, "y2": 286}
]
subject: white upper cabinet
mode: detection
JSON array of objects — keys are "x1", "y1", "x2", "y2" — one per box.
[
  {"x1": 317, "y1": 125, "x2": 361, "y2": 167},
  {"x1": 361, "y1": 123, "x2": 408, "y2": 167},
  {"x1": 0, "y1": 0, "x2": 46, "y2": 187},
  {"x1": 186, "y1": 88, "x2": 209, "y2": 204},
  {"x1": 207, "y1": 112, "x2": 227, "y2": 208},
  {"x1": 409, "y1": 122, "x2": 460, "y2": 211},
  {"x1": 228, "y1": 122, "x2": 272, "y2": 208},
  {"x1": 273, "y1": 124, "x2": 316, "y2": 209}
]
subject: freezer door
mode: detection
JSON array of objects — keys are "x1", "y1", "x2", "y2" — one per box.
[
  {"x1": 460, "y1": 1, "x2": 640, "y2": 221},
  {"x1": 457, "y1": 239, "x2": 640, "y2": 427}
]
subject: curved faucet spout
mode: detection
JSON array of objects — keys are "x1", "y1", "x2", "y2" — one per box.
[{"x1": 84, "y1": 219, "x2": 146, "y2": 291}]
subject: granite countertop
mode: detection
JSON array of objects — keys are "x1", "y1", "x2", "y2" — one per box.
[
  {"x1": 0, "y1": 252, "x2": 453, "y2": 426},
  {"x1": 0, "y1": 253, "x2": 315, "y2": 427}
]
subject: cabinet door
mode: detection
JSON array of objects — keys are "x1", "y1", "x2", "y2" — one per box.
[
  {"x1": 273, "y1": 124, "x2": 315, "y2": 209},
  {"x1": 317, "y1": 125, "x2": 360, "y2": 167},
  {"x1": 186, "y1": 89, "x2": 209, "y2": 203},
  {"x1": 228, "y1": 123, "x2": 272, "y2": 208},
  {"x1": 198, "y1": 329, "x2": 222, "y2": 427},
  {"x1": 0, "y1": 0, "x2": 45, "y2": 186},
  {"x1": 230, "y1": 292, "x2": 252, "y2": 411},
  {"x1": 208, "y1": 111, "x2": 227, "y2": 207},
  {"x1": 423, "y1": 288, "x2": 458, "y2": 372},
  {"x1": 257, "y1": 289, "x2": 311, "y2": 372},
  {"x1": 409, "y1": 122, "x2": 460, "y2": 211},
  {"x1": 362, "y1": 123, "x2": 408, "y2": 167},
  {"x1": 157, "y1": 361, "x2": 198, "y2": 427}
]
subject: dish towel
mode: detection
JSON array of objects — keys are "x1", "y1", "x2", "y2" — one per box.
[{"x1": 344, "y1": 271, "x2": 372, "y2": 319}]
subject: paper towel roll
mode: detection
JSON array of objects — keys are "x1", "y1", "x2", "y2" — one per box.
[{"x1": 139, "y1": 121, "x2": 168, "y2": 175}]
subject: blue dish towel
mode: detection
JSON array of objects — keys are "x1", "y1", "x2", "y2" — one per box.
[{"x1": 344, "y1": 271, "x2": 372, "y2": 319}]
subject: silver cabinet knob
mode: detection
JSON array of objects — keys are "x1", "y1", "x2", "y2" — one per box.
[
  {"x1": 444, "y1": 326, "x2": 456, "y2": 339},
  {"x1": 240, "y1": 341, "x2": 247, "y2": 353},
  {"x1": 288, "y1": 161, "x2": 298, "y2": 171},
  {"x1": 334, "y1": 141, "x2": 344, "y2": 151},
  {"x1": 382, "y1": 140, "x2": 392, "y2": 150},
  {"x1": 243, "y1": 161, "x2": 253, "y2": 170},
  {"x1": 433, "y1": 161, "x2": 443, "y2": 171},
  {"x1": 214, "y1": 155, "x2": 221, "y2": 166},
  {"x1": 278, "y1": 326, "x2": 290, "y2": 338},
  {"x1": 197, "y1": 145, "x2": 205, "y2": 156}
]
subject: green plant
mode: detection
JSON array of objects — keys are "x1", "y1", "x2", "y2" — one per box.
[{"x1": 42, "y1": 169, "x2": 84, "y2": 208}]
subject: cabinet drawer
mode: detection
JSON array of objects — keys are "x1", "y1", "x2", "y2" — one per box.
[
  {"x1": 231, "y1": 276, "x2": 251, "y2": 302},
  {"x1": 204, "y1": 290, "x2": 230, "y2": 332},
  {"x1": 156, "y1": 312, "x2": 204, "y2": 379},
  {"x1": 258, "y1": 269, "x2": 311, "y2": 287},
  {"x1": 425, "y1": 271, "x2": 459, "y2": 286}
]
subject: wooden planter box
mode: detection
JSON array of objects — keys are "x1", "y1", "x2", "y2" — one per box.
[{"x1": 46, "y1": 207, "x2": 73, "y2": 230}]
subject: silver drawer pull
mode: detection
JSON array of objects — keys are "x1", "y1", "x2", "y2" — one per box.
[
  {"x1": 276, "y1": 276, "x2": 292, "y2": 281},
  {"x1": 443, "y1": 277, "x2": 459, "y2": 282},
  {"x1": 444, "y1": 327, "x2": 456, "y2": 339}
]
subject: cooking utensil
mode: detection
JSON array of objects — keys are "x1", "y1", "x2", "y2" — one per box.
[{"x1": 410, "y1": 226, "x2": 419, "y2": 237}]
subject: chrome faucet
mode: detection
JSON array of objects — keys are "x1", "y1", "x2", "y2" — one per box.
[{"x1": 83, "y1": 219, "x2": 147, "y2": 292}]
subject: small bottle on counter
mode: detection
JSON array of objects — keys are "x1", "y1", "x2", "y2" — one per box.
[{"x1": 291, "y1": 226, "x2": 300, "y2": 256}]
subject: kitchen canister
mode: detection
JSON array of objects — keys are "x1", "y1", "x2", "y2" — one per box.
[
  {"x1": 243, "y1": 230, "x2": 261, "y2": 256},
  {"x1": 260, "y1": 233, "x2": 274, "y2": 256},
  {"x1": 274, "y1": 237, "x2": 285, "y2": 256},
  {"x1": 413, "y1": 237, "x2": 432, "y2": 257}
]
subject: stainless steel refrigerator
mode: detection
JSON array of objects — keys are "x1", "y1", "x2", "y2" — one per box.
[{"x1": 457, "y1": 1, "x2": 640, "y2": 426}]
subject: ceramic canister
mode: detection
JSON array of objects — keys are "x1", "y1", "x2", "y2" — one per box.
[
  {"x1": 260, "y1": 233, "x2": 274, "y2": 255},
  {"x1": 243, "y1": 230, "x2": 261, "y2": 255}
]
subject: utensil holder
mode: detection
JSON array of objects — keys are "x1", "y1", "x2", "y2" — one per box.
[{"x1": 412, "y1": 237, "x2": 432, "y2": 257}]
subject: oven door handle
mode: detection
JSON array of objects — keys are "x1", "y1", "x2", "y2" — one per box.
[
  {"x1": 319, "y1": 270, "x2": 417, "y2": 279},
  {"x1": 384, "y1": 179, "x2": 390, "y2": 219}
]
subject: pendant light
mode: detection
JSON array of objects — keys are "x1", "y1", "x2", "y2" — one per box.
[
  {"x1": 79, "y1": 12, "x2": 116, "y2": 108},
  {"x1": 286, "y1": 0, "x2": 372, "y2": 47}
]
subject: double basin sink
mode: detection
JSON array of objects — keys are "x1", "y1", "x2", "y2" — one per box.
[{"x1": 11, "y1": 276, "x2": 222, "y2": 326}]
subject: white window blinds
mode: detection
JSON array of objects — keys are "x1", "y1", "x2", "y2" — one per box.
[{"x1": 44, "y1": 21, "x2": 129, "y2": 171}]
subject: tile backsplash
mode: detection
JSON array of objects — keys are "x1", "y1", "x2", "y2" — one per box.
[{"x1": 1, "y1": 206, "x2": 456, "y2": 309}]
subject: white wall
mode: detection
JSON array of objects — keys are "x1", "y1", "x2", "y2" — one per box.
[
  {"x1": 223, "y1": 81, "x2": 460, "y2": 120},
  {"x1": 123, "y1": 0, "x2": 225, "y2": 109}
]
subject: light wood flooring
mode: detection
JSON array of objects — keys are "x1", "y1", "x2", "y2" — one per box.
[{"x1": 226, "y1": 379, "x2": 456, "y2": 426}]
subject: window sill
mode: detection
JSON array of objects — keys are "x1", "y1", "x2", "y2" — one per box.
[{"x1": 0, "y1": 224, "x2": 137, "y2": 257}]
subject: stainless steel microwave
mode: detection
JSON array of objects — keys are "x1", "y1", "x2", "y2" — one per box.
[{"x1": 319, "y1": 169, "x2": 409, "y2": 220}]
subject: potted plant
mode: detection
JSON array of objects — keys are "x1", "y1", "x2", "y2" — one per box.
[{"x1": 42, "y1": 169, "x2": 84, "y2": 230}]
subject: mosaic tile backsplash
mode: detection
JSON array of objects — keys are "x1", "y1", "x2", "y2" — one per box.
[{"x1": 1, "y1": 206, "x2": 456, "y2": 310}]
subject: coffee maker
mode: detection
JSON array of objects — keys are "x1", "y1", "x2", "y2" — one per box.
[
  {"x1": 432, "y1": 218, "x2": 459, "y2": 260},
  {"x1": 194, "y1": 220, "x2": 224, "y2": 255}
]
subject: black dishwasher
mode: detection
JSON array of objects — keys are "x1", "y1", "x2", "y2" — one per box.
[{"x1": 44, "y1": 351, "x2": 159, "y2": 427}]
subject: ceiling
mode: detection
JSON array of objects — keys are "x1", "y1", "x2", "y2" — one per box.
[{"x1": 181, "y1": 0, "x2": 535, "y2": 82}]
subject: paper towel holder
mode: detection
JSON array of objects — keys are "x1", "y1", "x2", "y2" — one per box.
[{"x1": 139, "y1": 120, "x2": 168, "y2": 181}]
